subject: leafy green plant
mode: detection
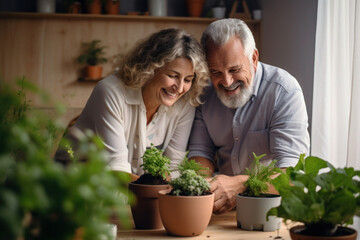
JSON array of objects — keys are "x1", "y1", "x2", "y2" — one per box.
[
  {"x1": 77, "y1": 40, "x2": 107, "y2": 66},
  {"x1": 176, "y1": 156, "x2": 209, "y2": 178},
  {"x1": 243, "y1": 153, "x2": 282, "y2": 197},
  {"x1": 0, "y1": 78, "x2": 131, "y2": 240},
  {"x1": 140, "y1": 143, "x2": 171, "y2": 180},
  {"x1": 267, "y1": 154, "x2": 360, "y2": 236},
  {"x1": 169, "y1": 157, "x2": 211, "y2": 196}
]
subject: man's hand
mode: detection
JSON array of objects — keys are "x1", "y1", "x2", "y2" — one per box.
[{"x1": 209, "y1": 174, "x2": 248, "y2": 214}]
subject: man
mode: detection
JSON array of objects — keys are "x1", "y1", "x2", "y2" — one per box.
[{"x1": 188, "y1": 19, "x2": 310, "y2": 214}]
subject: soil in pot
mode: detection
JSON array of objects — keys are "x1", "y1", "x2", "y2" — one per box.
[
  {"x1": 132, "y1": 173, "x2": 168, "y2": 185},
  {"x1": 290, "y1": 225, "x2": 357, "y2": 240}
]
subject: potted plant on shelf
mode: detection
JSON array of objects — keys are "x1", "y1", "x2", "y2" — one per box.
[
  {"x1": 128, "y1": 144, "x2": 171, "y2": 229},
  {"x1": 236, "y1": 153, "x2": 283, "y2": 232},
  {"x1": 158, "y1": 157, "x2": 214, "y2": 237},
  {"x1": 0, "y1": 78, "x2": 131, "y2": 240},
  {"x1": 105, "y1": 0, "x2": 120, "y2": 15},
  {"x1": 85, "y1": 0, "x2": 102, "y2": 14},
  {"x1": 64, "y1": 0, "x2": 81, "y2": 13},
  {"x1": 186, "y1": 0, "x2": 205, "y2": 17},
  {"x1": 211, "y1": 0, "x2": 226, "y2": 18},
  {"x1": 77, "y1": 39, "x2": 107, "y2": 81},
  {"x1": 267, "y1": 154, "x2": 360, "y2": 240}
]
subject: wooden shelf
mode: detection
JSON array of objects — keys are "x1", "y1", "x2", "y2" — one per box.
[
  {"x1": 0, "y1": 12, "x2": 261, "y2": 109},
  {"x1": 0, "y1": 12, "x2": 261, "y2": 24}
]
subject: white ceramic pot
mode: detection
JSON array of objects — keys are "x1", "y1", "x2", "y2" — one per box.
[
  {"x1": 37, "y1": 0, "x2": 55, "y2": 13},
  {"x1": 212, "y1": 7, "x2": 226, "y2": 18},
  {"x1": 236, "y1": 193, "x2": 281, "y2": 232},
  {"x1": 253, "y1": 9, "x2": 262, "y2": 20},
  {"x1": 148, "y1": 0, "x2": 167, "y2": 16}
]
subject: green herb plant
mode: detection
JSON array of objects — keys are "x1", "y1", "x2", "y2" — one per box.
[
  {"x1": 267, "y1": 154, "x2": 360, "y2": 236},
  {"x1": 77, "y1": 40, "x2": 107, "y2": 66},
  {"x1": 0, "y1": 78, "x2": 131, "y2": 240},
  {"x1": 133, "y1": 143, "x2": 171, "y2": 185},
  {"x1": 141, "y1": 143, "x2": 171, "y2": 180},
  {"x1": 169, "y1": 156, "x2": 211, "y2": 196},
  {"x1": 243, "y1": 153, "x2": 282, "y2": 197}
]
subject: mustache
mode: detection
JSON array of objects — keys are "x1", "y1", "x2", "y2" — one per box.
[{"x1": 218, "y1": 81, "x2": 244, "y2": 91}]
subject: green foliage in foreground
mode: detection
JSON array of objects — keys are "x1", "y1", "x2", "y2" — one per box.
[
  {"x1": 0, "y1": 78, "x2": 131, "y2": 240},
  {"x1": 170, "y1": 156, "x2": 210, "y2": 196},
  {"x1": 267, "y1": 154, "x2": 360, "y2": 229},
  {"x1": 141, "y1": 143, "x2": 170, "y2": 180},
  {"x1": 244, "y1": 153, "x2": 282, "y2": 197}
]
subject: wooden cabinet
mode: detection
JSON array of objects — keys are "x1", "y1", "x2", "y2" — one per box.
[{"x1": 0, "y1": 12, "x2": 261, "y2": 109}]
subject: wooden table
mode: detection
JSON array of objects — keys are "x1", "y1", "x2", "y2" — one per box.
[{"x1": 116, "y1": 210, "x2": 292, "y2": 239}]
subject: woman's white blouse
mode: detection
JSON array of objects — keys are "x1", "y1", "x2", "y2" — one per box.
[{"x1": 72, "y1": 75, "x2": 195, "y2": 176}]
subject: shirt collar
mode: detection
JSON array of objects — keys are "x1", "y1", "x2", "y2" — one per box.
[
  {"x1": 252, "y1": 61, "x2": 263, "y2": 97},
  {"x1": 123, "y1": 84, "x2": 144, "y2": 105},
  {"x1": 122, "y1": 82, "x2": 169, "y2": 113}
]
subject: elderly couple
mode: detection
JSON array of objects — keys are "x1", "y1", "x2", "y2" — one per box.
[{"x1": 64, "y1": 19, "x2": 310, "y2": 214}]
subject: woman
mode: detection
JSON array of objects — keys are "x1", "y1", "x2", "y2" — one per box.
[{"x1": 61, "y1": 28, "x2": 209, "y2": 181}]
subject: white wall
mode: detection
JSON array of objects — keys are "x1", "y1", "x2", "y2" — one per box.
[{"x1": 258, "y1": 0, "x2": 318, "y2": 133}]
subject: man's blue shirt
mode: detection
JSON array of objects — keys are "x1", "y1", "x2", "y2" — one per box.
[{"x1": 188, "y1": 62, "x2": 310, "y2": 175}]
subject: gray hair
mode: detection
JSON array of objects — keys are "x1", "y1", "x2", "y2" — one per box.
[
  {"x1": 116, "y1": 28, "x2": 209, "y2": 107},
  {"x1": 201, "y1": 19, "x2": 257, "y2": 61}
]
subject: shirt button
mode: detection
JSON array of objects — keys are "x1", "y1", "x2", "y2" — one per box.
[{"x1": 235, "y1": 137, "x2": 239, "y2": 141}]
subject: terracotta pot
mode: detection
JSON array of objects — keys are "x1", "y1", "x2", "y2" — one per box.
[
  {"x1": 158, "y1": 189, "x2": 214, "y2": 237},
  {"x1": 68, "y1": 2, "x2": 81, "y2": 13},
  {"x1": 236, "y1": 193, "x2": 281, "y2": 232},
  {"x1": 128, "y1": 183, "x2": 170, "y2": 229},
  {"x1": 105, "y1": 0, "x2": 119, "y2": 15},
  {"x1": 87, "y1": 0, "x2": 101, "y2": 14},
  {"x1": 86, "y1": 65, "x2": 103, "y2": 79},
  {"x1": 186, "y1": 0, "x2": 205, "y2": 17},
  {"x1": 290, "y1": 226, "x2": 357, "y2": 240}
]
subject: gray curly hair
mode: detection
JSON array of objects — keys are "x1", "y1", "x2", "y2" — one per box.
[{"x1": 116, "y1": 28, "x2": 209, "y2": 107}]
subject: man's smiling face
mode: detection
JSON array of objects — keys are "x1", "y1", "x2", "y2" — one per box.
[{"x1": 207, "y1": 36, "x2": 258, "y2": 108}]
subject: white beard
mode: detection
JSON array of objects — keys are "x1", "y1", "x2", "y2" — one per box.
[
  {"x1": 216, "y1": 80, "x2": 254, "y2": 109},
  {"x1": 215, "y1": 61, "x2": 255, "y2": 109}
]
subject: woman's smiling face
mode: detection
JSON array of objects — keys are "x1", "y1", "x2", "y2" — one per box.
[{"x1": 142, "y1": 57, "x2": 195, "y2": 109}]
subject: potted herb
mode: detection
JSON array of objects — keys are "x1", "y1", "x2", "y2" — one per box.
[
  {"x1": 128, "y1": 144, "x2": 171, "y2": 229},
  {"x1": 236, "y1": 153, "x2": 283, "y2": 232},
  {"x1": 158, "y1": 157, "x2": 214, "y2": 237},
  {"x1": 77, "y1": 39, "x2": 107, "y2": 80},
  {"x1": 64, "y1": 0, "x2": 81, "y2": 13},
  {"x1": 85, "y1": 0, "x2": 102, "y2": 14},
  {"x1": 267, "y1": 154, "x2": 360, "y2": 239},
  {"x1": 105, "y1": 0, "x2": 120, "y2": 15},
  {"x1": 0, "y1": 78, "x2": 131, "y2": 240}
]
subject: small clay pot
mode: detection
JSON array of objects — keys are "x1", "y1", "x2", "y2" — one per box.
[
  {"x1": 158, "y1": 189, "x2": 214, "y2": 237},
  {"x1": 85, "y1": 65, "x2": 103, "y2": 80},
  {"x1": 186, "y1": 0, "x2": 205, "y2": 17},
  {"x1": 128, "y1": 183, "x2": 170, "y2": 229},
  {"x1": 87, "y1": 0, "x2": 101, "y2": 14},
  {"x1": 105, "y1": 0, "x2": 119, "y2": 15}
]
